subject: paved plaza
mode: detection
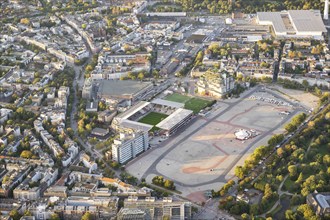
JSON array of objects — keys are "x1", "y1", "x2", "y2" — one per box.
[{"x1": 126, "y1": 85, "x2": 306, "y2": 202}]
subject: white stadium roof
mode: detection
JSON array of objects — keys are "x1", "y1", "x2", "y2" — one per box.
[
  {"x1": 156, "y1": 108, "x2": 193, "y2": 131},
  {"x1": 116, "y1": 101, "x2": 150, "y2": 120},
  {"x1": 120, "y1": 119, "x2": 153, "y2": 132}
]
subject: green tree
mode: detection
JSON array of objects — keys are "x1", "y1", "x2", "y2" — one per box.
[
  {"x1": 194, "y1": 51, "x2": 204, "y2": 67},
  {"x1": 235, "y1": 166, "x2": 245, "y2": 179},
  {"x1": 297, "y1": 204, "x2": 316, "y2": 219},
  {"x1": 138, "y1": 72, "x2": 145, "y2": 80},
  {"x1": 85, "y1": 65, "x2": 93, "y2": 72},
  {"x1": 20, "y1": 150, "x2": 33, "y2": 159},
  {"x1": 302, "y1": 80, "x2": 309, "y2": 89},
  {"x1": 288, "y1": 165, "x2": 298, "y2": 178},
  {"x1": 285, "y1": 123, "x2": 297, "y2": 133},
  {"x1": 9, "y1": 209, "x2": 21, "y2": 220},
  {"x1": 285, "y1": 210, "x2": 296, "y2": 220},
  {"x1": 249, "y1": 204, "x2": 260, "y2": 215},
  {"x1": 98, "y1": 101, "x2": 107, "y2": 111},
  {"x1": 49, "y1": 213, "x2": 60, "y2": 220},
  {"x1": 24, "y1": 210, "x2": 32, "y2": 216},
  {"x1": 81, "y1": 212, "x2": 93, "y2": 220},
  {"x1": 20, "y1": 18, "x2": 30, "y2": 25},
  {"x1": 241, "y1": 213, "x2": 250, "y2": 220}
]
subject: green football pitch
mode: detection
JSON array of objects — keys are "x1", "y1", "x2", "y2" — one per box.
[
  {"x1": 164, "y1": 93, "x2": 213, "y2": 113},
  {"x1": 138, "y1": 112, "x2": 168, "y2": 126}
]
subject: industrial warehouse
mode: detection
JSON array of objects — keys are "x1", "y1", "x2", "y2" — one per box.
[{"x1": 257, "y1": 10, "x2": 327, "y2": 39}]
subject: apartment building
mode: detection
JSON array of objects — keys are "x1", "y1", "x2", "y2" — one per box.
[{"x1": 112, "y1": 131, "x2": 148, "y2": 164}]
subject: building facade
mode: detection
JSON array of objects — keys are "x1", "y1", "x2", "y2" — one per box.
[
  {"x1": 196, "y1": 70, "x2": 235, "y2": 98},
  {"x1": 112, "y1": 131, "x2": 149, "y2": 164}
]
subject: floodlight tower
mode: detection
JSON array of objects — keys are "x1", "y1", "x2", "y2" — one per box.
[{"x1": 324, "y1": 0, "x2": 329, "y2": 20}]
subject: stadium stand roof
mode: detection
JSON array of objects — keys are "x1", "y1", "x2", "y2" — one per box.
[
  {"x1": 156, "y1": 108, "x2": 193, "y2": 131},
  {"x1": 120, "y1": 119, "x2": 153, "y2": 132},
  {"x1": 116, "y1": 101, "x2": 150, "y2": 120}
]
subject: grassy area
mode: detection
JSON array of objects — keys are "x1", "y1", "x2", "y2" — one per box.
[
  {"x1": 164, "y1": 93, "x2": 214, "y2": 113},
  {"x1": 138, "y1": 112, "x2": 168, "y2": 131},
  {"x1": 164, "y1": 93, "x2": 191, "y2": 103},
  {"x1": 185, "y1": 97, "x2": 213, "y2": 113},
  {"x1": 282, "y1": 177, "x2": 298, "y2": 193},
  {"x1": 269, "y1": 204, "x2": 282, "y2": 216}
]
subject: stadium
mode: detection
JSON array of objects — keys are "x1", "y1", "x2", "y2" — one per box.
[{"x1": 112, "y1": 98, "x2": 193, "y2": 136}]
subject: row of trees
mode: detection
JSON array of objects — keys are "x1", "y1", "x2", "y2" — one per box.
[
  {"x1": 84, "y1": 55, "x2": 99, "y2": 78},
  {"x1": 212, "y1": 179, "x2": 235, "y2": 197},
  {"x1": 152, "y1": 175, "x2": 176, "y2": 190},
  {"x1": 166, "y1": 0, "x2": 323, "y2": 15},
  {"x1": 284, "y1": 113, "x2": 307, "y2": 133},
  {"x1": 120, "y1": 71, "x2": 147, "y2": 81}
]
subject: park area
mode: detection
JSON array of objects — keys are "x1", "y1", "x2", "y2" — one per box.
[{"x1": 164, "y1": 93, "x2": 214, "y2": 113}]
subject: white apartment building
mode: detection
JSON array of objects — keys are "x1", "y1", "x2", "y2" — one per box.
[{"x1": 112, "y1": 131, "x2": 149, "y2": 164}]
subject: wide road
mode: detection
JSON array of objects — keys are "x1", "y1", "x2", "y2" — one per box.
[{"x1": 136, "y1": 85, "x2": 304, "y2": 188}]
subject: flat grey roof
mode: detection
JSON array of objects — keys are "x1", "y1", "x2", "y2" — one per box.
[
  {"x1": 288, "y1": 10, "x2": 327, "y2": 32},
  {"x1": 98, "y1": 80, "x2": 153, "y2": 97},
  {"x1": 116, "y1": 101, "x2": 150, "y2": 120},
  {"x1": 257, "y1": 10, "x2": 326, "y2": 34},
  {"x1": 91, "y1": 127, "x2": 109, "y2": 135},
  {"x1": 156, "y1": 108, "x2": 192, "y2": 131},
  {"x1": 315, "y1": 194, "x2": 330, "y2": 209},
  {"x1": 257, "y1": 12, "x2": 287, "y2": 33},
  {"x1": 151, "y1": 98, "x2": 184, "y2": 109}
]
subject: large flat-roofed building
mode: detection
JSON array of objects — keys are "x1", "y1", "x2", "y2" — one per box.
[
  {"x1": 257, "y1": 10, "x2": 327, "y2": 39},
  {"x1": 124, "y1": 196, "x2": 192, "y2": 219},
  {"x1": 117, "y1": 208, "x2": 146, "y2": 220},
  {"x1": 97, "y1": 80, "x2": 154, "y2": 103}
]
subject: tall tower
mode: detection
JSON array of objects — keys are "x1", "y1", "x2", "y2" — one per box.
[{"x1": 324, "y1": 0, "x2": 329, "y2": 20}]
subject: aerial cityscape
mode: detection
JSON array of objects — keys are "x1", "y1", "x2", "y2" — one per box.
[{"x1": 0, "y1": 0, "x2": 330, "y2": 219}]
